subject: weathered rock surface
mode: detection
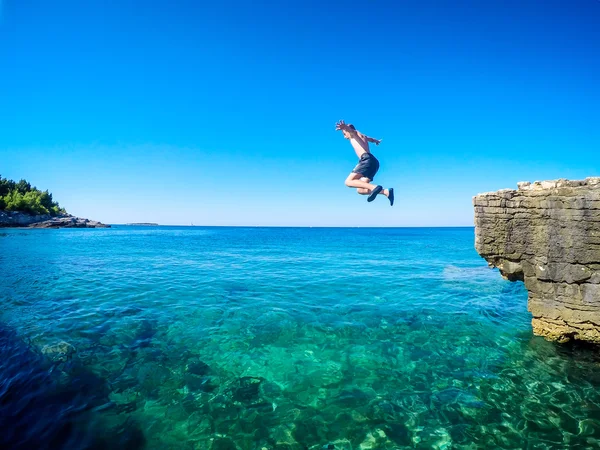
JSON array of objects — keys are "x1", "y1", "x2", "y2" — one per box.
[
  {"x1": 474, "y1": 177, "x2": 600, "y2": 344},
  {"x1": 0, "y1": 211, "x2": 110, "y2": 228}
]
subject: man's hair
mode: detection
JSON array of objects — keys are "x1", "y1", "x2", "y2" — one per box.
[{"x1": 348, "y1": 124, "x2": 356, "y2": 130}]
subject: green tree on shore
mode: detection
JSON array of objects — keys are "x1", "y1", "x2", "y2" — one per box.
[{"x1": 0, "y1": 175, "x2": 66, "y2": 215}]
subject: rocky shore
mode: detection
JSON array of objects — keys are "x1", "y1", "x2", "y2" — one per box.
[
  {"x1": 474, "y1": 177, "x2": 600, "y2": 344},
  {"x1": 0, "y1": 211, "x2": 110, "y2": 228}
]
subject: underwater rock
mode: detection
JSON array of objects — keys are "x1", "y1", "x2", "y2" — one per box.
[
  {"x1": 270, "y1": 423, "x2": 302, "y2": 449},
  {"x1": 331, "y1": 388, "x2": 375, "y2": 408},
  {"x1": 314, "y1": 439, "x2": 352, "y2": 450},
  {"x1": 432, "y1": 388, "x2": 485, "y2": 409},
  {"x1": 188, "y1": 359, "x2": 211, "y2": 376},
  {"x1": 321, "y1": 410, "x2": 367, "y2": 445},
  {"x1": 357, "y1": 429, "x2": 397, "y2": 450},
  {"x1": 210, "y1": 437, "x2": 238, "y2": 450},
  {"x1": 259, "y1": 379, "x2": 283, "y2": 400},
  {"x1": 250, "y1": 310, "x2": 298, "y2": 346},
  {"x1": 136, "y1": 363, "x2": 171, "y2": 397},
  {"x1": 111, "y1": 375, "x2": 139, "y2": 393},
  {"x1": 292, "y1": 413, "x2": 325, "y2": 447},
  {"x1": 380, "y1": 425, "x2": 411, "y2": 447},
  {"x1": 129, "y1": 318, "x2": 158, "y2": 350},
  {"x1": 474, "y1": 178, "x2": 600, "y2": 344},
  {"x1": 210, "y1": 394, "x2": 243, "y2": 426},
  {"x1": 108, "y1": 389, "x2": 138, "y2": 409},
  {"x1": 42, "y1": 340, "x2": 76, "y2": 361},
  {"x1": 366, "y1": 399, "x2": 406, "y2": 424},
  {"x1": 233, "y1": 376, "x2": 264, "y2": 403},
  {"x1": 414, "y1": 426, "x2": 452, "y2": 449},
  {"x1": 308, "y1": 360, "x2": 344, "y2": 387},
  {"x1": 185, "y1": 358, "x2": 217, "y2": 393},
  {"x1": 185, "y1": 373, "x2": 217, "y2": 393},
  {"x1": 187, "y1": 411, "x2": 212, "y2": 437},
  {"x1": 180, "y1": 391, "x2": 207, "y2": 414},
  {"x1": 274, "y1": 401, "x2": 302, "y2": 423}
]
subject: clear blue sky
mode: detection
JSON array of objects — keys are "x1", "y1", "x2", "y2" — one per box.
[{"x1": 1, "y1": 0, "x2": 598, "y2": 226}]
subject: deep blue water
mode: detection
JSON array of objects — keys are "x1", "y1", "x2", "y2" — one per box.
[{"x1": 1, "y1": 226, "x2": 600, "y2": 449}]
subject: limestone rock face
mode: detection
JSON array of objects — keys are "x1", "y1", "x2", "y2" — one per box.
[{"x1": 474, "y1": 177, "x2": 600, "y2": 344}]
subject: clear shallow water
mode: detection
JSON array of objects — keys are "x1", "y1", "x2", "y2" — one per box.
[{"x1": 1, "y1": 227, "x2": 600, "y2": 449}]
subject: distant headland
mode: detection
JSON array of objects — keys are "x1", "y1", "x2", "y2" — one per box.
[
  {"x1": 0, "y1": 175, "x2": 109, "y2": 229},
  {"x1": 124, "y1": 223, "x2": 159, "y2": 226}
]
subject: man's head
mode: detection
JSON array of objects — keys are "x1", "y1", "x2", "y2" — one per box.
[{"x1": 343, "y1": 124, "x2": 356, "y2": 139}]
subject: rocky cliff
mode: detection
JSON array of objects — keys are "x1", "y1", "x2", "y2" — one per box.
[
  {"x1": 0, "y1": 211, "x2": 110, "y2": 228},
  {"x1": 474, "y1": 178, "x2": 600, "y2": 344}
]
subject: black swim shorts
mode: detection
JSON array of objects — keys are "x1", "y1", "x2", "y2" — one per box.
[{"x1": 352, "y1": 152, "x2": 380, "y2": 180}]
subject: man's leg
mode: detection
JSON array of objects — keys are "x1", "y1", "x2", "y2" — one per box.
[
  {"x1": 359, "y1": 188, "x2": 390, "y2": 196},
  {"x1": 345, "y1": 173, "x2": 377, "y2": 192},
  {"x1": 346, "y1": 174, "x2": 389, "y2": 197},
  {"x1": 357, "y1": 178, "x2": 370, "y2": 195},
  {"x1": 357, "y1": 178, "x2": 373, "y2": 195}
]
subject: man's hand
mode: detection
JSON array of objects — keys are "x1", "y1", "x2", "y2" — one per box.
[
  {"x1": 367, "y1": 137, "x2": 382, "y2": 146},
  {"x1": 335, "y1": 120, "x2": 348, "y2": 131}
]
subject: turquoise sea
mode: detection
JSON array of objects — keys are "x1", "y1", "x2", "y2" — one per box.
[{"x1": 1, "y1": 226, "x2": 600, "y2": 450}]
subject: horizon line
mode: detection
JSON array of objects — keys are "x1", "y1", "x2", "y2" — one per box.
[{"x1": 111, "y1": 224, "x2": 476, "y2": 228}]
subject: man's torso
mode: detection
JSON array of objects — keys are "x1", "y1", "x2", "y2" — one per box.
[{"x1": 349, "y1": 132, "x2": 370, "y2": 158}]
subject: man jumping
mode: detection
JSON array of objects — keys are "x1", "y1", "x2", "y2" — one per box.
[{"x1": 335, "y1": 120, "x2": 394, "y2": 206}]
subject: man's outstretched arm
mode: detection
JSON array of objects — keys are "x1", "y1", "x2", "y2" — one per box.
[
  {"x1": 336, "y1": 121, "x2": 382, "y2": 145},
  {"x1": 365, "y1": 136, "x2": 382, "y2": 146}
]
